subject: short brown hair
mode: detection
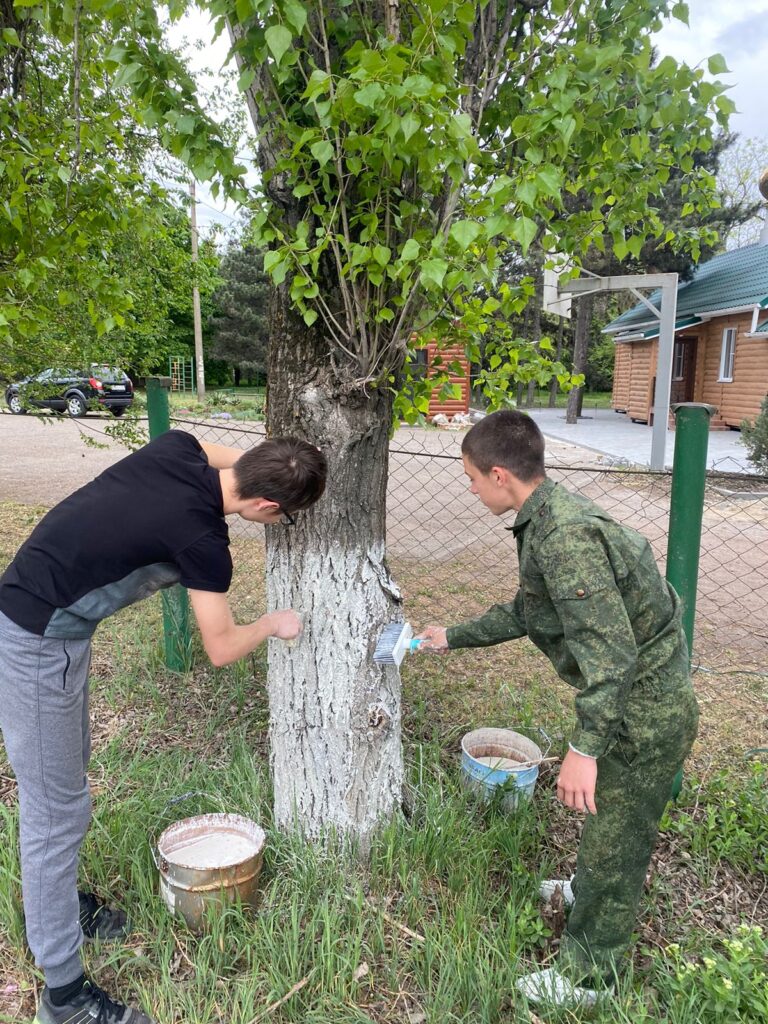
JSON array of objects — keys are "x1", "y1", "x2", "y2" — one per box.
[
  {"x1": 233, "y1": 437, "x2": 327, "y2": 511},
  {"x1": 461, "y1": 410, "x2": 545, "y2": 482}
]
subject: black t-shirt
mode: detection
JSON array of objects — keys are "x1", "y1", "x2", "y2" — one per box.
[{"x1": 0, "y1": 431, "x2": 232, "y2": 638}]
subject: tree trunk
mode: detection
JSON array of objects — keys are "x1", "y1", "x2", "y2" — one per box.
[
  {"x1": 264, "y1": 287, "x2": 404, "y2": 846},
  {"x1": 526, "y1": 258, "x2": 542, "y2": 409},
  {"x1": 234, "y1": 365, "x2": 241, "y2": 386},
  {"x1": 548, "y1": 317, "x2": 565, "y2": 408},
  {"x1": 566, "y1": 293, "x2": 593, "y2": 425}
]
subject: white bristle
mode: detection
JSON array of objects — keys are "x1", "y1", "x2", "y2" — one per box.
[{"x1": 373, "y1": 621, "x2": 413, "y2": 666}]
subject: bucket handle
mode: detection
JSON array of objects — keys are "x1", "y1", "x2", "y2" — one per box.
[
  {"x1": 537, "y1": 727, "x2": 553, "y2": 759},
  {"x1": 150, "y1": 790, "x2": 227, "y2": 872}
]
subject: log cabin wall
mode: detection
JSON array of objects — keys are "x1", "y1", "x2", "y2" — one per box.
[
  {"x1": 698, "y1": 312, "x2": 768, "y2": 428},
  {"x1": 611, "y1": 342, "x2": 631, "y2": 412},
  {"x1": 627, "y1": 341, "x2": 655, "y2": 422},
  {"x1": 425, "y1": 343, "x2": 471, "y2": 419}
]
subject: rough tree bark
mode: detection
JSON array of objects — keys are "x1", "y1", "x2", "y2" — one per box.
[{"x1": 264, "y1": 293, "x2": 403, "y2": 844}]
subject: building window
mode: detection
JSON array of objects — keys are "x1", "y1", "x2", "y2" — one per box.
[
  {"x1": 718, "y1": 328, "x2": 736, "y2": 382},
  {"x1": 672, "y1": 340, "x2": 685, "y2": 380}
]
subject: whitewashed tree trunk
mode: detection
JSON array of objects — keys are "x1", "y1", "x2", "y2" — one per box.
[{"x1": 264, "y1": 289, "x2": 404, "y2": 844}]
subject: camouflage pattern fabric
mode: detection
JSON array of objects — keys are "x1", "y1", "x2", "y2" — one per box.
[
  {"x1": 446, "y1": 478, "x2": 699, "y2": 978},
  {"x1": 560, "y1": 675, "x2": 698, "y2": 982}
]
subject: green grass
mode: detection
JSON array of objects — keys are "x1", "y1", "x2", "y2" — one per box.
[{"x1": 470, "y1": 390, "x2": 614, "y2": 413}]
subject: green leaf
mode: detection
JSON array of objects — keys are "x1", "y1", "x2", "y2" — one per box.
[
  {"x1": 354, "y1": 83, "x2": 385, "y2": 109},
  {"x1": 671, "y1": 3, "x2": 689, "y2": 25},
  {"x1": 283, "y1": 0, "x2": 308, "y2": 34},
  {"x1": 303, "y1": 69, "x2": 331, "y2": 100},
  {"x1": 302, "y1": 308, "x2": 318, "y2": 326},
  {"x1": 263, "y1": 251, "x2": 283, "y2": 273},
  {"x1": 400, "y1": 112, "x2": 420, "y2": 142},
  {"x1": 449, "y1": 220, "x2": 482, "y2": 251},
  {"x1": 265, "y1": 25, "x2": 293, "y2": 65},
  {"x1": 310, "y1": 140, "x2": 334, "y2": 166},
  {"x1": 238, "y1": 67, "x2": 256, "y2": 93},
  {"x1": 373, "y1": 245, "x2": 391, "y2": 266},
  {"x1": 401, "y1": 239, "x2": 420, "y2": 261},
  {"x1": 509, "y1": 217, "x2": 538, "y2": 254},
  {"x1": 707, "y1": 54, "x2": 729, "y2": 75},
  {"x1": 536, "y1": 166, "x2": 562, "y2": 198},
  {"x1": 419, "y1": 259, "x2": 448, "y2": 289}
]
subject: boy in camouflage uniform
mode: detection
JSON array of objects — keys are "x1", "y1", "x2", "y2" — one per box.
[{"x1": 418, "y1": 410, "x2": 699, "y2": 1007}]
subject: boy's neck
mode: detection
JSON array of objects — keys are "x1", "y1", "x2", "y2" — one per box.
[
  {"x1": 509, "y1": 474, "x2": 546, "y2": 512},
  {"x1": 218, "y1": 468, "x2": 241, "y2": 515}
]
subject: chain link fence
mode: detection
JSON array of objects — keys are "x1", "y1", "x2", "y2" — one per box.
[{"x1": 171, "y1": 416, "x2": 768, "y2": 674}]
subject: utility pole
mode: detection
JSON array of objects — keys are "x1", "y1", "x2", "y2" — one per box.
[{"x1": 189, "y1": 179, "x2": 205, "y2": 399}]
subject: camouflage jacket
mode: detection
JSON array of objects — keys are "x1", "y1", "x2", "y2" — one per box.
[{"x1": 446, "y1": 479, "x2": 689, "y2": 758}]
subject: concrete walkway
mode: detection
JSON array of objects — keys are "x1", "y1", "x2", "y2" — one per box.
[{"x1": 523, "y1": 405, "x2": 755, "y2": 474}]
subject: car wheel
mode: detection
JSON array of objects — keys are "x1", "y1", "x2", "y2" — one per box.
[
  {"x1": 66, "y1": 394, "x2": 88, "y2": 417},
  {"x1": 7, "y1": 393, "x2": 26, "y2": 415},
  {"x1": 110, "y1": 406, "x2": 126, "y2": 417}
]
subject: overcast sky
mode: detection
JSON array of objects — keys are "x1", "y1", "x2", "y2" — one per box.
[{"x1": 168, "y1": 1, "x2": 768, "y2": 233}]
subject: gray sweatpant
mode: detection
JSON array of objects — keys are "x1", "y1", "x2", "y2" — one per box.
[{"x1": 0, "y1": 609, "x2": 92, "y2": 987}]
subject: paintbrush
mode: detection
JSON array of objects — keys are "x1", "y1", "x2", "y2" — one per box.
[{"x1": 372, "y1": 621, "x2": 425, "y2": 666}]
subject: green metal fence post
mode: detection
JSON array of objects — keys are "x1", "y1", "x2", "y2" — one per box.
[
  {"x1": 666, "y1": 402, "x2": 717, "y2": 798},
  {"x1": 146, "y1": 377, "x2": 192, "y2": 672}
]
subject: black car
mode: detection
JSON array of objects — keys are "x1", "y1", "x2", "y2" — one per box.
[{"x1": 5, "y1": 366, "x2": 134, "y2": 417}]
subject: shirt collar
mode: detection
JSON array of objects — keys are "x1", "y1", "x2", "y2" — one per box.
[{"x1": 509, "y1": 478, "x2": 555, "y2": 534}]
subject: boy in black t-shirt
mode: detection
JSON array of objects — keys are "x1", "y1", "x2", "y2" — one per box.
[{"x1": 0, "y1": 431, "x2": 327, "y2": 1024}]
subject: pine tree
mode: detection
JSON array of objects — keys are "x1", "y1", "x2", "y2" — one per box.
[{"x1": 209, "y1": 243, "x2": 269, "y2": 385}]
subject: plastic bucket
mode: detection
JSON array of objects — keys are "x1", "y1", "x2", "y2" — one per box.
[
  {"x1": 155, "y1": 812, "x2": 266, "y2": 931},
  {"x1": 461, "y1": 728, "x2": 543, "y2": 812}
]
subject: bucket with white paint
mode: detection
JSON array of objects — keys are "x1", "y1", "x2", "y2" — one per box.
[
  {"x1": 154, "y1": 813, "x2": 266, "y2": 931},
  {"x1": 461, "y1": 728, "x2": 543, "y2": 812}
]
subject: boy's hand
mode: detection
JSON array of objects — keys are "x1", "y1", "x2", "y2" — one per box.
[
  {"x1": 264, "y1": 609, "x2": 303, "y2": 641},
  {"x1": 415, "y1": 625, "x2": 449, "y2": 653},
  {"x1": 556, "y1": 749, "x2": 598, "y2": 814}
]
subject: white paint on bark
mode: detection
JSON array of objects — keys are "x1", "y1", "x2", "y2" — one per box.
[{"x1": 266, "y1": 541, "x2": 404, "y2": 843}]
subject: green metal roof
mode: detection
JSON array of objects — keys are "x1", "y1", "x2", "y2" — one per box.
[
  {"x1": 606, "y1": 243, "x2": 768, "y2": 334},
  {"x1": 614, "y1": 313, "x2": 708, "y2": 342},
  {"x1": 753, "y1": 320, "x2": 768, "y2": 334}
]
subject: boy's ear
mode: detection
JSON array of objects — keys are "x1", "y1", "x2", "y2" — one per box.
[
  {"x1": 246, "y1": 496, "x2": 280, "y2": 514},
  {"x1": 490, "y1": 464, "x2": 515, "y2": 487}
]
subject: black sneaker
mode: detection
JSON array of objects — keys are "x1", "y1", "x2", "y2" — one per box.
[
  {"x1": 33, "y1": 979, "x2": 155, "y2": 1024},
  {"x1": 79, "y1": 890, "x2": 130, "y2": 942}
]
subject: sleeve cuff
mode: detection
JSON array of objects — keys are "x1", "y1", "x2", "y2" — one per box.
[
  {"x1": 569, "y1": 728, "x2": 614, "y2": 759},
  {"x1": 445, "y1": 624, "x2": 468, "y2": 649},
  {"x1": 568, "y1": 742, "x2": 597, "y2": 759}
]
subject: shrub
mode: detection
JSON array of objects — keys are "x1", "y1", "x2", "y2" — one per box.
[
  {"x1": 652, "y1": 925, "x2": 768, "y2": 1022},
  {"x1": 741, "y1": 396, "x2": 768, "y2": 473}
]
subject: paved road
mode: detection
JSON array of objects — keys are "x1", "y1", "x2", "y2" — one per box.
[{"x1": 0, "y1": 409, "x2": 594, "y2": 509}]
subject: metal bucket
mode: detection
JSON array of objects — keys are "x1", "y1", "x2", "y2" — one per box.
[
  {"x1": 461, "y1": 727, "x2": 543, "y2": 812},
  {"x1": 155, "y1": 812, "x2": 266, "y2": 931}
]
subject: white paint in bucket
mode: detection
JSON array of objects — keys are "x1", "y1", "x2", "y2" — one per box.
[
  {"x1": 166, "y1": 831, "x2": 260, "y2": 870},
  {"x1": 155, "y1": 812, "x2": 266, "y2": 931},
  {"x1": 473, "y1": 755, "x2": 524, "y2": 771}
]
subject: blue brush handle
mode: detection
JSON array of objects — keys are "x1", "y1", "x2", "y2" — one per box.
[{"x1": 408, "y1": 638, "x2": 425, "y2": 653}]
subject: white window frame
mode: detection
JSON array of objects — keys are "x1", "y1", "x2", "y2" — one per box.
[
  {"x1": 672, "y1": 340, "x2": 685, "y2": 381},
  {"x1": 718, "y1": 327, "x2": 736, "y2": 382}
]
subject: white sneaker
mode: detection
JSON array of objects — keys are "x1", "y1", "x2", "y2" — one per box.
[
  {"x1": 515, "y1": 966, "x2": 603, "y2": 1008},
  {"x1": 538, "y1": 877, "x2": 575, "y2": 907}
]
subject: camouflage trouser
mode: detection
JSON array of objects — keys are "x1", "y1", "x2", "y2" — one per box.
[{"x1": 559, "y1": 673, "x2": 699, "y2": 984}]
